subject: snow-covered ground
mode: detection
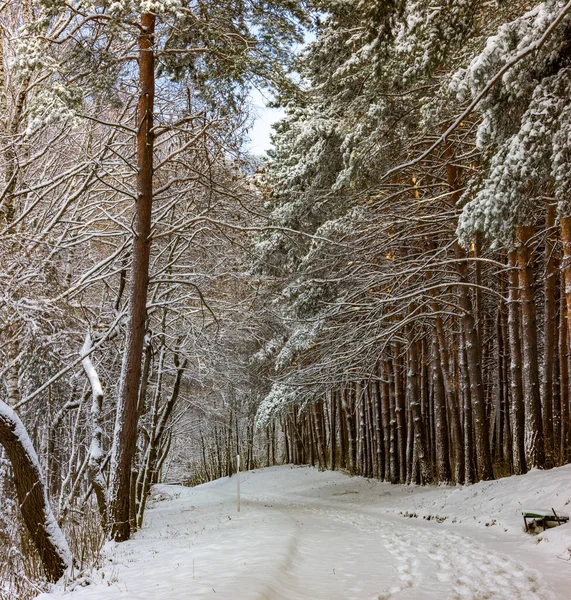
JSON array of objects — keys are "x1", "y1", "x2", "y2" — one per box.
[{"x1": 39, "y1": 465, "x2": 571, "y2": 599}]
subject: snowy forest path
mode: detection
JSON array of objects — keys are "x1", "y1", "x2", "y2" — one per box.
[{"x1": 38, "y1": 466, "x2": 569, "y2": 600}]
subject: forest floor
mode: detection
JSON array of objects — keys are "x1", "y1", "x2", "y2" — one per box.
[{"x1": 38, "y1": 464, "x2": 571, "y2": 599}]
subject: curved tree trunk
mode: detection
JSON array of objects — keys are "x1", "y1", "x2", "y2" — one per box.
[
  {"x1": 81, "y1": 334, "x2": 107, "y2": 527},
  {"x1": 0, "y1": 400, "x2": 72, "y2": 582}
]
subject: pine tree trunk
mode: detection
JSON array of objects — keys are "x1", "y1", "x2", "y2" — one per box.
[
  {"x1": 560, "y1": 286, "x2": 570, "y2": 464},
  {"x1": 433, "y1": 317, "x2": 463, "y2": 483},
  {"x1": 308, "y1": 412, "x2": 315, "y2": 467},
  {"x1": 387, "y1": 363, "x2": 398, "y2": 483},
  {"x1": 372, "y1": 379, "x2": 384, "y2": 479},
  {"x1": 271, "y1": 421, "x2": 276, "y2": 465},
  {"x1": 226, "y1": 409, "x2": 234, "y2": 475},
  {"x1": 109, "y1": 12, "x2": 156, "y2": 542},
  {"x1": 543, "y1": 202, "x2": 557, "y2": 465},
  {"x1": 380, "y1": 365, "x2": 391, "y2": 481},
  {"x1": 313, "y1": 402, "x2": 327, "y2": 470},
  {"x1": 407, "y1": 336, "x2": 433, "y2": 484},
  {"x1": 366, "y1": 385, "x2": 378, "y2": 477},
  {"x1": 493, "y1": 309, "x2": 504, "y2": 461},
  {"x1": 561, "y1": 215, "x2": 571, "y2": 348},
  {"x1": 499, "y1": 273, "x2": 513, "y2": 471},
  {"x1": 358, "y1": 386, "x2": 367, "y2": 475},
  {"x1": 459, "y1": 332, "x2": 475, "y2": 484},
  {"x1": 559, "y1": 215, "x2": 571, "y2": 462},
  {"x1": 431, "y1": 336, "x2": 451, "y2": 483},
  {"x1": 393, "y1": 347, "x2": 407, "y2": 483},
  {"x1": 421, "y1": 342, "x2": 434, "y2": 470},
  {"x1": 342, "y1": 387, "x2": 356, "y2": 473},
  {"x1": 446, "y1": 152, "x2": 492, "y2": 481},
  {"x1": 405, "y1": 395, "x2": 414, "y2": 484},
  {"x1": 515, "y1": 225, "x2": 545, "y2": 468},
  {"x1": 507, "y1": 250, "x2": 527, "y2": 474},
  {"x1": 338, "y1": 393, "x2": 347, "y2": 469},
  {"x1": 454, "y1": 242, "x2": 494, "y2": 480},
  {"x1": 282, "y1": 420, "x2": 289, "y2": 465},
  {"x1": 330, "y1": 391, "x2": 337, "y2": 470}
]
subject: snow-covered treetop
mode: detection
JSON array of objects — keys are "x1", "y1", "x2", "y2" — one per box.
[{"x1": 453, "y1": 1, "x2": 571, "y2": 242}]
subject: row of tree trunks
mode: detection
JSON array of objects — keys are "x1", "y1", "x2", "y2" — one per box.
[{"x1": 276, "y1": 222, "x2": 571, "y2": 481}]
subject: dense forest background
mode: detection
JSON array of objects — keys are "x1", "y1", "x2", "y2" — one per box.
[{"x1": 2, "y1": 0, "x2": 571, "y2": 597}]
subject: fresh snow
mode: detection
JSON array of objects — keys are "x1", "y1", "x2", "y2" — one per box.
[
  {"x1": 39, "y1": 465, "x2": 571, "y2": 599},
  {"x1": 0, "y1": 401, "x2": 72, "y2": 570}
]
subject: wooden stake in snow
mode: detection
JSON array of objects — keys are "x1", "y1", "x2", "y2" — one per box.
[{"x1": 237, "y1": 454, "x2": 241, "y2": 512}]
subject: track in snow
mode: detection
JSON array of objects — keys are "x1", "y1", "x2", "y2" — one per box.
[{"x1": 39, "y1": 466, "x2": 566, "y2": 600}]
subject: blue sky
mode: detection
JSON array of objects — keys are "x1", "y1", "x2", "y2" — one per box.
[
  {"x1": 246, "y1": 28, "x2": 316, "y2": 155},
  {"x1": 247, "y1": 87, "x2": 285, "y2": 155}
]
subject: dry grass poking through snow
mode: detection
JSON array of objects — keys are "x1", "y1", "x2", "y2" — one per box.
[{"x1": 0, "y1": 501, "x2": 105, "y2": 600}]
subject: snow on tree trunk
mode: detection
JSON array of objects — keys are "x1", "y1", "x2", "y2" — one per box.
[
  {"x1": 0, "y1": 400, "x2": 72, "y2": 582},
  {"x1": 393, "y1": 349, "x2": 407, "y2": 484},
  {"x1": 507, "y1": 250, "x2": 527, "y2": 475},
  {"x1": 447, "y1": 151, "x2": 493, "y2": 481},
  {"x1": 559, "y1": 283, "x2": 570, "y2": 463},
  {"x1": 341, "y1": 387, "x2": 356, "y2": 474},
  {"x1": 431, "y1": 336, "x2": 451, "y2": 484},
  {"x1": 543, "y1": 202, "x2": 557, "y2": 466},
  {"x1": 459, "y1": 330, "x2": 475, "y2": 485},
  {"x1": 81, "y1": 333, "x2": 107, "y2": 526},
  {"x1": 454, "y1": 241, "x2": 494, "y2": 481},
  {"x1": 516, "y1": 225, "x2": 545, "y2": 469},
  {"x1": 380, "y1": 365, "x2": 391, "y2": 480},
  {"x1": 406, "y1": 334, "x2": 432, "y2": 485},
  {"x1": 560, "y1": 215, "x2": 571, "y2": 459}
]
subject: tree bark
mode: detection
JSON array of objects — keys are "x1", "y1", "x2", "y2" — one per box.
[
  {"x1": 560, "y1": 284, "x2": 570, "y2": 464},
  {"x1": 559, "y1": 215, "x2": 571, "y2": 462},
  {"x1": 454, "y1": 242, "x2": 494, "y2": 480},
  {"x1": 432, "y1": 316, "x2": 463, "y2": 483},
  {"x1": 393, "y1": 346, "x2": 407, "y2": 483},
  {"x1": 515, "y1": 225, "x2": 545, "y2": 468},
  {"x1": 330, "y1": 391, "x2": 337, "y2": 470},
  {"x1": 507, "y1": 250, "x2": 527, "y2": 474},
  {"x1": 0, "y1": 401, "x2": 72, "y2": 582},
  {"x1": 431, "y1": 336, "x2": 451, "y2": 483},
  {"x1": 341, "y1": 387, "x2": 356, "y2": 473},
  {"x1": 109, "y1": 12, "x2": 156, "y2": 542},
  {"x1": 407, "y1": 336, "x2": 433, "y2": 484},
  {"x1": 543, "y1": 202, "x2": 557, "y2": 465},
  {"x1": 380, "y1": 365, "x2": 391, "y2": 481},
  {"x1": 81, "y1": 334, "x2": 107, "y2": 527},
  {"x1": 387, "y1": 362, "x2": 399, "y2": 483},
  {"x1": 459, "y1": 331, "x2": 475, "y2": 484},
  {"x1": 371, "y1": 378, "x2": 384, "y2": 479},
  {"x1": 447, "y1": 151, "x2": 492, "y2": 480},
  {"x1": 499, "y1": 274, "x2": 513, "y2": 471}
]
